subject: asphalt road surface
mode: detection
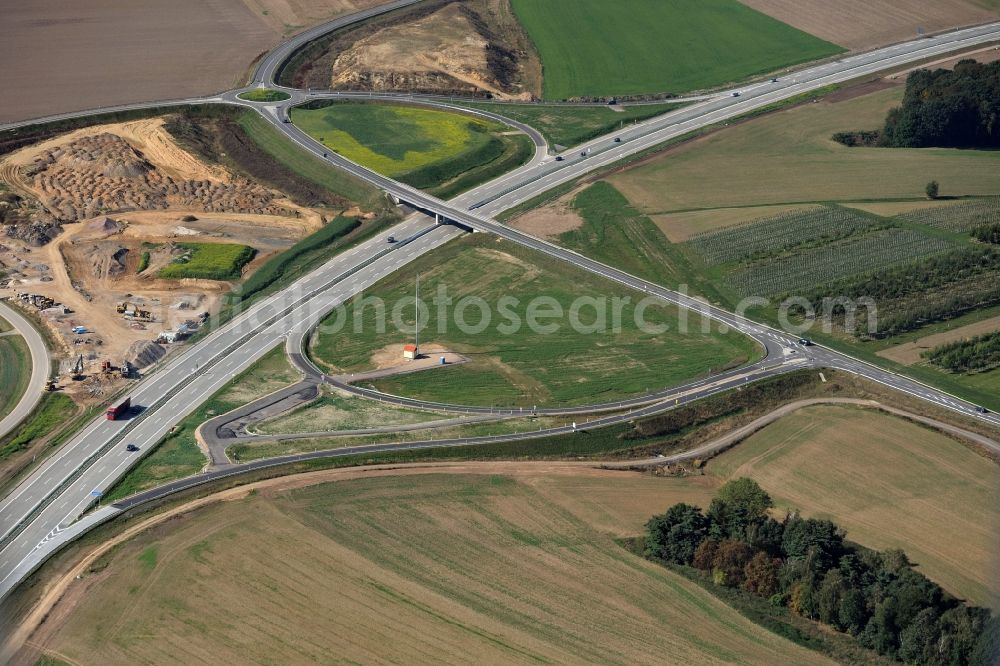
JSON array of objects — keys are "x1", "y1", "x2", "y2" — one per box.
[
  {"x1": 0, "y1": 302, "x2": 50, "y2": 441},
  {"x1": 0, "y1": 5, "x2": 999, "y2": 606}
]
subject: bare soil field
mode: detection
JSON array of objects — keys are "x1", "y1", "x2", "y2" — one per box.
[
  {"x1": 740, "y1": 0, "x2": 998, "y2": 51},
  {"x1": 509, "y1": 186, "x2": 585, "y2": 239},
  {"x1": 709, "y1": 404, "x2": 1000, "y2": 609},
  {"x1": 651, "y1": 204, "x2": 820, "y2": 242},
  {"x1": 15, "y1": 469, "x2": 835, "y2": 666},
  {"x1": 240, "y1": 0, "x2": 387, "y2": 34},
  {"x1": 291, "y1": 0, "x2": 542, "y2": 99},
  {"x1": 877, "y1": 314, "x2": 1000, "y2": 365},
  {"x1": 0, "y1": 118, "x2": 325, "y2": 400},
  {"x1": 844, "y1": 199, "x2": 968, "y2": 218},
  {"x1": 0, "y1": 0, "x2": 278, "y2": 124}
]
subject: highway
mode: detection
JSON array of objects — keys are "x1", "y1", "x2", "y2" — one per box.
[
  {"x1": 0, "y1": 2, "x2": 998, "y2": 612},
  {"x1": 0, "y1": 302, "x2": 50, "y2": 441}
]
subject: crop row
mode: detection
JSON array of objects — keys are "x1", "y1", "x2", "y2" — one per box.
[
  {"x1": 726, "y1": 228, "x2": 954, "y2": 297},
  {"x1": 899, "y1": 197, "x2": 1000, "y2": 232},
  {"x1": 687, "y1": 206, "x2": 882, "y2": 265}
]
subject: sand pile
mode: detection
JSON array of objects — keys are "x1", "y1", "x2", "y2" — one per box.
[
  {"x1": 22, "y1": 133, "x2": 296, "y2": 222},
  {"x1": 125, "y1": 339, "x2": 166, "y2": 368},
  {"x1": 90, "y1": 216, "x2": 125, "y2": 234}
]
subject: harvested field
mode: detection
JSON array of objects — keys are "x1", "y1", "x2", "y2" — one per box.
[
  {"x1": 709, "y1": 404, "x2": 1000, "y2": 609},
  {"x1": 23, "y1": 471, "x2": 833, "y2": 665},
  {"x1": 0, "y1": 0, "x2": 276, "y2": 124},
  {"x1": 877, "y1": 314, "x2": 1000, "y2": 365},
  {"x1": 740, "y1": 0, "x2": 998, "y2": 51}
]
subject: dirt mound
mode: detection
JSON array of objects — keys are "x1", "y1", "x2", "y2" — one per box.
[
  {"x1": 89, "y1": 216, "x2": 125, "y2": 234},
  {"x1": 20, "y1": 133, "x2": 296, "y2": 223},
  {"x1": 300, "y1": 0, "x2": 540, "y2": 99},
  {"x1": 124, "y1": 339, "x2": 166, "y2": 368}
]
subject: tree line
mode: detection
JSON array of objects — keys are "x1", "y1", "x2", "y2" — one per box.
[
  {"x1": 796, "y1": 247, "x2": 1000, "y2": 338},
  {"x1": 834, "y1": 60, "x2": 1000, "y2": 148},
  {"x1": 644, "y1": 479, "x2": 995, "y2": 664},
  {"x1": 925, "y1": 330, "x2": 1000, "y2": 374}
]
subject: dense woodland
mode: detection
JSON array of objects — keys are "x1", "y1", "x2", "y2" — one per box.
[
  {"x1": 644, "y1": 479, "x2": 995, "y2": 665},
  {"x1": 834, "y1": 60, "x2": 1000, "y2": 148}
]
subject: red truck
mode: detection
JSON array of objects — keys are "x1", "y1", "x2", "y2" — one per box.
[{"x1": 106, "y1": 397, "x2": 131, "y2": 421}]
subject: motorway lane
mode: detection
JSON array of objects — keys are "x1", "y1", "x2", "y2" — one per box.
[
  {"x1": 2, "y1": 12, "x2": 1000, "y2": 606},
  {"x1": 0, "y1": 349, "x2": 809, "y2": 608},
  {"x1": 464, "y1": 24, "x2": 1000, "y2": 214},
  {"x1": 0, "y1": 218, "x2": 453, "y2": 549},
  {"x1": 0, "y1": 302, "x2": 50, "y2": 441},
  {"x1": 253, "y1": 21, "x2": 1000, "y2": 429},
  {"x1": 0, "y1": 221, "x2": 462, "y2": 598}
]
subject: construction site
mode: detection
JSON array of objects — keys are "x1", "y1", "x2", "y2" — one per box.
[{"x1": 0, "y1": 118, "x2": 338, "y2": 405}]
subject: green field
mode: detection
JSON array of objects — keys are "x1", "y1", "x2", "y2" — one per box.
[
  {"x1": 455, "y1": 101, "x2": 684, "y2": 148},
  {"x1": 684, "y1": 205, "x2": 960, "y2": 298},
  {"x1": 41, "y1": 473, "x2": 829, "y2": 664},
  {"x1": 610, "y1": 86, "x2": 1000, "y2": 212},
  {"x1": 256, "y1": 386, "x2": 446, "y2": 435},
  {"x1": 310, "y1": 234, "x2": 758, "y2": 407},
  {"x1": 0, "y1": 332, "x2": 30, "y2": 423},
  {"x1": 521, "y1": 82, "x2": 1000, "y2": 409},
  {"x1": 555, "y1": 182, "x2": 1000, "y2": 408},
  {"x1": 236, "y1": 111, "x2": 384, "y2": 209},
  {"x1": 291, "y1": 102, "x2": 533, "y2": 196},
  {"x1": 709, "y1": 404, "x2": 1000, "y2": 610},
  {"x1": 158, "y1": 242, "x2": 256, "y2": 281},
  {"x1": 509, "y1": 0, "x2": 842, "y2": 99},
  {"x1": 236, "y1": 88, "x2": 291, "y2": 102},
  {"x1": 896, "y1": 196, "x2": 1000, "y2": 232}
]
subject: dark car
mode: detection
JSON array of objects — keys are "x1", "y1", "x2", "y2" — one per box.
[
  {"x1": 975, "y1": 406, "x2": 989, "y2": 414},
  {"x1": 555, "y1": 155, "x2": 564, "y2": 161},
  {"x1": 125, "y1": 444, "x2": 140, "y2": 452},
  {"x1": 614, "y1": 137, "x2": 622, "y2": 143},
  {"x1": 387, "y1": 236, "x2": 396, "y2": 243},
  {"x1": 798, "y1": 338, "x2": 813, "y2": 346}
]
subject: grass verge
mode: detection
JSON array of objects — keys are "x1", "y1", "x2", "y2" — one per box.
[
  {"x1": 0, "y1": 334, "x2": 30, "y2": 422},
  {"x1": 236, "y1": 89, "x2": 291, "y2": 103},
  {"x1": 103, "y1": 345, "x2": 301, "y2": 502},
  {"x1": 455, "y1": 101, "x2": 685, "y2": 148}
]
